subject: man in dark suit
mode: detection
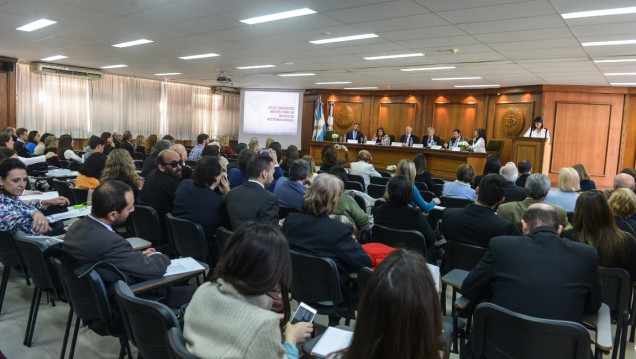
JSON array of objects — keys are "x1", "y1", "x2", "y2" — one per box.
[
  {"x1": 13, "y1": 127, "x2": 29, "y2": 157},
  {"x1": 344, "y1": 122, "x2": 364, "y2": 143},
  {"x1": 141, "y1": 139, "x2": 173, "y2": 177},
  {"x1": 515, "y1": 159, "x2": 532, "y2": 188},
  {"x1": 137, "y1": 149, "x2": 183, "y2": 220},
  {"x1": 423, "y1": 127, "x2": 442, "y2": 147},
  {"x1": 462, "y1": 203, "x2": 602, "y2": 322},
  {"x1": 399, "y1": 125, "x2": 419, "y2": 146},
  {"x1": 499, "y1": 162, "x2": 527, "y2": 203},
  {"x1": 442, "y1": 174, "x2": 520, "y2": 248},
  {"x1": 120, "y1": 130, "x2": 135, "y2": 157},
  {"x1": 445, "y1": 128, "x2": 464, "y2": 148},
  {"x1": 226, "y1": 153, "x2": 279, "y2": 229}
]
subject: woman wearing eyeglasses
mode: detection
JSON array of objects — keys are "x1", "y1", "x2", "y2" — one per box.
[{"x1": 101, "y1": 149, "x2": 144, "y2": 197}]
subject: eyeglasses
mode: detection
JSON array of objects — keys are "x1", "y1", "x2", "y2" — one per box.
[{"x1": 162, "y1": 160, "x2": 182, "y2": 168}]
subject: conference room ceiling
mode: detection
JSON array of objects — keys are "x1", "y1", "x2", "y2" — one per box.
[{"x1": 2, "y1": 0, "x2": 636, "y2": 90}]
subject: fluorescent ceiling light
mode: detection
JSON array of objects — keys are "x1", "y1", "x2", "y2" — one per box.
[
  {"x1": 241, "y1": 8, "x2": 316, "y2": 25},
  {"x1": 582, "y1": 39, "x2": 636, "y2": 47},
  {"x1": 610, "y1": 83, "x2": 636, "y2": 86},
  {"x1": 40, "y1": 55, "x2": 67, "y2": 61},
  {"x1": 277, "y1": 73, "x2": 315, "y2": 77},
  {"x1": 179, "y1": 53, "x2": 220, "y2": 60},
  {"x1": 604, "y1": 72, "x2": 636, "y2": 76},
  {"x1": 17, "y1": 19, "x2": 56, "y2": 32},
  {"x1": 562, "y1": 6, "x2": 636, "y2": 19},
  {"x1": 315, "y1": 81, "x2": 352, "y2": 85},
  {"x1": 364, "y1": 53, "x2": 424, "y2": 60},
  {"x1": 311, "y1": 34, "x2": 378, "y2": 45},
  {"x1": 235, "y1": 65, "x2": 276, "y2": 70},
  {"x1": 112, "y1": 39, "x2": 153, "y2": 48},
  {"x1": 344, "y1": 86, "x2": 378, "y2": 90},
  {"x1": 100, "y1": 64, "x2": 128, "y2": 69},
  {"x1": 432, "y1": 77, "x2": 481, "y2": 81},
  {"x1": 154, "y1": 72, "x2": 182, "y2": 76},
  {"x1": 454, "y1": 84, "x2": 500, "y2": 88},
  {"x1": 400, "y1": 66, "x2": 455, "y2": 71},
  {"x1": 595, "y1": 58, "x2": 636, "y2": 63}
]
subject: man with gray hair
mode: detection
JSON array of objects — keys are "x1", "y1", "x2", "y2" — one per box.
[
  {"x1": 615, "y1": 173, "x2": 635, "y2": 191},
  {"x1": 112, "y1": 131, "x2": 123, "y2": 148},
  {"x1": 172, "y1": 143, "x2": 193, "y2": 179},
  {"x1": 423, "y1": 126, "x2": 441, "y2": 148},
  {"x1": 4, "y1": 127, "x2": 16, "y2": 142},
  {"x1": 500, "y1": 162, "x2": 526, "y2": 203},
  {"x1": 121, "y1": 130, "x2": 135, "y2": 156},
  {"x1": 497, "y1": 173, "x2": 571, "y2": 230}
]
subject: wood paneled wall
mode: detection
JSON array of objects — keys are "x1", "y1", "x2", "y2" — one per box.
[{"x1": 0, "y1": 57, "x2": 17, "y2": 130}]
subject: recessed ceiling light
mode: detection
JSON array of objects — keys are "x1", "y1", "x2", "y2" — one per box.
[
  {"x1": 41, "y1": 55, "x2": 68, "y2": 62},
  {"x1": 454, "y1": 84, "x2": 500, "y2": 88},
  {"x1": 100, "y1": 64, "x2": 128, "y2": 69},
  {"x1": 178, "y1": 53, "x2": 220, "y2": 60},
  {"x1": 595, "y1": 58, "x2": 636, "y2": 63},
  {"x1": 344, "y1": 86, "x2": 378, "y2": 90},
  {"x1": 604, "y1": 72, "x2": 636, "y2": 76},
  {"x1": 582, "y1": 39, "x2": 636, "y2": 47},
  {"x1": 400, "y1": 66, "x2": 456, "y2": 72},
  {"x1": 154, "y1": 72, "x2": 182, "y2": 76},
  {"x1": 241, "y1": 8, "x2": 316, "y2": 25},
  {"x1": 235, "y1": 65, "x2": 276, "y2": 70},
  {"x1": 562, "y1": 6, "x2": 636, "y2": 19},
  {"x1": 277, "y1": 73, "x2": 315, "y2": 77},
  {"x1": 284, "y1": 62, "x2": 294, "y2": 65},
  {"x1": 432, "y1": 77, "x2": 481, "y2": 81},
  {"x1": 16, "y1": 19, "x2": 56, "y2": 32},
  {"x1": 310, "y1": 34, "x2": 378, "y2": 45},
  {"x1": 112, "y1": 39, "x2": 153, "y2": 48},
  {"x1": 363, "y1": 53, "x2": 424, "y2": 60},
  {"x1": 610, "y1": 83, "x2": 636, "y2": 86},
  {"x1": 315, "y1": 81, "x2": 352, "y2": 85}
]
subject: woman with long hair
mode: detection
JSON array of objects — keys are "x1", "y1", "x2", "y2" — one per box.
[
  {"x1": 372, "y1": 127, "x2": 390, "y2": 145},
  {"x1": 57, "y1": 134, "x2": 83, "y2": 163},
  {"x1": 573, "y1": 163, "x2": 596, "y2": 191},
  {"x1": 184, "y1": 222, "x2": 313, "y2": 359},
  {"x1": 469, "y1": 128, "x2": 487, "y2": 153},
  {"x1": 562, "y1": 190, "x2": 636, "y2": 279},
  {"x1": 328, "y1": 249, "x2": 442, "y2": 359},
  {"x1": 414, "y1": 153, "x2": 435, "y2": 192},
  {"x1": 396, "y1": 159, "x2": 440, "y2": 213},
  {"x1": 320, "y1": 145, "x2": 350, "y2": 172},
  {"x1": 472, "y1": 155, "x2": 501, "y2": 189},
  {"x1": 523, "y1": 116, "x2": 550, "y2": 143},
  {"x1": 301, "y1": 155, "x2": 317, "y2": 180},
  {"x1": 145, "y1": 134, "x2": 158, "y2": 155},
  {"x1": 219, "y1": 135, "x2": 235, "y2": 157},
  {"x1": 281, "y1": 145, "x2": 299, "y2": 173},
  {"x1": 135, "y1": 135, "x2": 146, "y2": 154},
  {"x1": 101, "y1": 149, "x2": 143, "y2": 197},
  {"x1": 25, "y1": 130, "x2": 40, "y2": 154}
]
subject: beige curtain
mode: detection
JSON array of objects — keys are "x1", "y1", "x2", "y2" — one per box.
[{"x1": 16, "y1": 62, "x2": 239, "y2": 140}]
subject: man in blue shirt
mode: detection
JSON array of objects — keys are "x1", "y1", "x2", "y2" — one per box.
[
  {"x1": 188, "y1": 133, "x2": 210, "y2": 162},
  {"x1": 273, "y1": 159, "x2": 311, "y2": 209}
]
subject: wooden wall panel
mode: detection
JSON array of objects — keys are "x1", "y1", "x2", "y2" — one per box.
[
  {"x1": 432, "y1": 103, "x2": 476, "y2": 145},
  {"x1": 0, "y1": 57, "x2": 17, "y2": 130},
  {"x1": 624, "y1": 92, "x2": 636, "y2": 169},
  {"x1": 301, "y1": 98, "x2": 315, "y2": 150},
  {"x1": 379, "y1": 103, "x2": 416, "y2": 141},
  {"x1": 492, "y1": 102, "x2": 535, "y2": 164}
]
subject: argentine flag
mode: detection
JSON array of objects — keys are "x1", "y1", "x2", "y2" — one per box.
[{"x1": 314, "y1": 99, "x2": 326, "y2": 141}]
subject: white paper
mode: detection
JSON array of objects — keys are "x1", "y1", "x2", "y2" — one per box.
[
  {"x1": 451, "y1": 147, "x2": 461, "y2": 152},
  {"x1": 391, "y1": 142, "x2": 403, "y2": 147},
  {"x1": 45, "y1": 170, "x2": 79, "y2": 177},
  {"x1": 431, "y1": 145, "x2": 442, "y2": 150},
  {"x1": 365, "y1": 140, "x2": 376, "y2": 145},
  {"x1": 46, "y1": 206, "x2": 91, "y2": 223},
  {"x1": 412, "y1": 143, "x2": 424, "y2": 148},
  {"x1": 427, "y1": 263, "x2": 441, "y2": 293},
  {"x1": 311, "y1": 327, "x2": 354, "y2": 358},
  {"x1": 165, "y1": 257, "x2": 205, "y2": 276},
  {"x1": 347, "y1": 139, "x2": 358, "y2": 144},
  {"x1": 20, "y1": 191, "x2": 59, "y2": 201}
]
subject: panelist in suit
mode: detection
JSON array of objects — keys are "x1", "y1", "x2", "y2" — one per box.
[
  {"x1": 399, "y1": 126, "x2": 419, "y2": 147},
  {"x1": 345, "y1": 122, "x2": 364, "y2": 143},
  {"x1": 462, "y1": 203, "x2": 602, "y2": 322},
  {"x1": 422, "y1": 127, "x2": 442, "y2": 148},
  {"x1": 226, "y1": 153, "x2": 279, "y2": 229},
  {"x1": 372, "y1": 127, "x2": 391, "y2": 145},
  {"x1": 444, "y1": 128, "x2": 464, "y2": 148}
]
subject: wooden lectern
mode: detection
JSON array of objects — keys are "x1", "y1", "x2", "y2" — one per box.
[{"x1": 510, "y1": 137, "x2": 551, "y2": 174}]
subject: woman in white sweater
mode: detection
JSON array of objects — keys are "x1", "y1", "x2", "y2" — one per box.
[
  {"x1": 184, "y1": 222, "x2": 313, "y2": 359},
  {"x1": 57, "y1": 134, "x2": 83, "y2": 164},
  {"x1": 470, "y1": 128, "x2": 487, "y2": 153}
]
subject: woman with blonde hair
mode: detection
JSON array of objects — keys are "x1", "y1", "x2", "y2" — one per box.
[
  {"x1": 544, "y1": 167, "x2": 580, "y2": 211},
  {"x1": 101, "y1": 149, "x2": 143, "y2": 197},
  {"x1": 396, "y1": 159, "x2": 440, "y2": 213},
  {"x1": 301, "y1": 155, "x2": 317, "y2": 180},
  {"x1": 609, "y1": 188, "x2": 636, "y2": 238},
  {"x1": 348, "y1": 149, "x2": 381, "y2": 188},
  {"x1": 145, "y1": 134, "x2": 158, "y2": 155},
  {"x1": 573, "y1": 163, "x2": 596, "y2": 191},
  {"x1": 219, "y1": 135, "x2": 235, "y2": 157},
  {"x1": 135, "y1": 135, "x2": 146, "y2": 155}
]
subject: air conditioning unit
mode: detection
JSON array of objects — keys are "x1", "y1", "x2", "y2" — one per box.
[
  {"x1": 31, "y1": 62, "x2": 104, "y2": 80},
  {"x1": 211, "y1": 86, "x2": 240, "y2": 95}
]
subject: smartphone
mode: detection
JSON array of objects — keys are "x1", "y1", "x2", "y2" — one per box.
[
  {"x1": 259, "y1": 149, "x2": 270, "y2": 155},
  {"x1": 290, "y1": 302, "x2": 317, "y2": 324},
  {"x1": 335, "y1": 145, "x2": 342, "y2": 149}
]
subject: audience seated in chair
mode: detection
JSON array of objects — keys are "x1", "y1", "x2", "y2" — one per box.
[
  {"x1": 609, "y1": 188, "x2": 636, "y2": 238},
  {"x1": 544, "y1": 167, "x2": 580, "y2": 212},
  {"x1": 396, "y1": 159, "x2": 440, "y2": 213},
  {"x1": 348, "y1": 150, "x2": 381, "y2": 188},
  {"x1": 442, "y1": 164, "x2": 476, "y2": 201},
  {"x1": 471, "y1": 156, "x2": 500, "y2": 190},
  {"x1": 137, "y1": 149, "x2": 183, "y2": 222},
  {"x1": 327, "y1": 166, "x2": 371, "y2": 236},
  {"x1": 273, "y1": 159, "x2": 311, "y2": 210},
  {"x1": 141, "y1": 139, "x2": 173, "y2": 177},
  {"x1": 499, "y1": 162, "x2": 526, "y2": 203},
  {"x1": 101, "y1": 149, "x2": 144, "y2": 198}
]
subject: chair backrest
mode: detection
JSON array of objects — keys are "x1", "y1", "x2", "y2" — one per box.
[
  {"x1": 351, "y1": 193, "x2": 366, "y2": 212},
  {"x1": 433, "y1": 177, "x2": 445, "y2": 185},
  {"x1": 114, "y1": 281, "x2": 179, "y2": 359},
  {"x1": 133, "y1": 152, "x2": 145, "y2": 160},
  {"x1": 472, "y1": 302, "x2": 591, "y2": 359},
  {"x1": 166, "y1": 327, "x2": 199, "y2": 359},
  {"x1": 69, "y1": 187, "x2": 89, "y2": 205},
  {"x1": 441, "y1": 240, "x2": 488, "y2": 275},
  {"x1": 52, "y1": 179, "x2": 77, "y2": 206},
  {"x1": 372, "y1": 224, "x2": 427, "y2": 256},
  {"x1": 345, "y1": 181, "x2": 364, "y2": 192},
  {"x1": 12, "y1": 232, "x2": 63, "y2": 296},
  {"x1": 599, "y1": 267, "x2": 630, "y2": 317},
  {"x1": 165, "y1": 213, "x2": 209, "y2": 261},
  {"x1": 486, "y1": 139, "x2": 504, "y2": 157},
  {"x1": 378, "y1": 171, "x2": 392, "y2": 178},
  {"x1": 440, "y1": 196, "x2": 473, "y2": 208},
  {"x1": 0, "y1": 231, "x2": 22, "y2": 267},
  {"x1": 279, "y1": 206, "x2": 301, "y2": 219},
  {"x1": 566, "y1": 211, "x2": 574, "y2": 223},
  {"x1": 370, "y1": 176, "x2": 389, "y2": 185},
  {"x1": 366, "y1": 183, "x2": 386, "y2": 199},
  {"x1": 414, "y1": 181, "x2": 428, "y2": 191},
  {"x1": 432, "y1": 183, "x2": 444, "y2": 197},
  {"x1": 214, "y1": 226, "x2": 233, "y2": 257},
  {"x1": 289, "y1": 250, "x2": 343, "y2": 306},
  {"x1": 357, "y1": 267, "x2": 374, "y2": 295},
  {"x1": 347, "y1": 174, "x2": 365, "y2": 189},
  {"x1": 129, "y1": 205, "x2": 165, "y2": 246},
  {"x1": 420, "y1": 190, "x2": 436, "y2": 203}
]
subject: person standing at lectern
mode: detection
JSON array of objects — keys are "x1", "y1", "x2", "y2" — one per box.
[
  {"x1": 523, "y1": 116, "x2": 550, "y2": 144},
  {"x1": 345, "y1": 122, "x2": 364, "y2": 143},
  {"x1": 400, "y1": 126, "x2": 419, "y2": 147}
]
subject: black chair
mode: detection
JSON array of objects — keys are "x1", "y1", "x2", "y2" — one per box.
[
  {"x1": 472, "y1": 302, "x2": 591, "y2": 359},
  {"x1": 366, "y1": 183, "x2": 386, "y2": 199},
  {"x1": 279, "y1": 206, "x2": 301, "y2": 219},
  {"x1": 420, "y1": 190, "x2": 436, "y2": 203},
  {"x1": 69, "y1": 161, "x2": 83, "y2": 171},
  {"x1": 58, "y1": 159, "x2": 71, "y2": 169},
  {"x1": 378, "y1": 171, "x2": 391, "y2": 178},
  {"x1": 114, "y1": 281, "x2": 180, "y2": 359},
  {"x1": 370, "y1": 176, "x2": 389, "y2": 186},
  {"x1": 166, "y1": 327, "x2": 199, "y2": 359},
  {"x1": 414, "y1": 181, "x2": 428, "y2": 191},
  {"x1": 0, "y1": 231, "x2": 30, "y2": 316},
  {"x1": 54, "y1": 260, "x2": 131, "y2": 359},
  {"x1": 356, "y1": 267, "x2": 373, "y2": 293},
  {"x1": 599, "y1": 267, "x2": 630, "y2": 359},
  {"x1": 289, "y1": 250, "x2": 355, "y2": 326},
  {"x1": 567, "y1": 211, "x2": 574, "y2": 223},
  {"x1": 433, "y1": 177, "x2": 445, "y2": 185},
  {"x1": 69, "y1": 187, "x2": 89, "y2": 205},
  {"x1": 52, "y1": 179, "x2": 77, "y2": 206},
  {"x1": 214, "y1": 226, "x2": 233, "y2": 257},
  {"x1": 351, "y1": 193, "x2": 367, "y2": 213},
  {"x1": 371, "y1": 224, "x2": 427, "y2": 257},
  {"x1": 134, "y1": 160, "x2": 144, "y2": 170},
  {"x1": 13, "y1": 232, "x2": 65, "y2": 347},
  {"x1": 433, "y1": 183, "x2": 444, "y2": 198},
  {"x1": 129, "y1": 205, "x2": 168, "y2": 253},
  {"x1": 133, "y1": 152, "x2": 146, "y2": 161},
  {"x1": 440, "y1": 196, "x2": 473, "y2": 208},
  {"x1": 345, "y1": 181, "x2": 364, "y2": 192},
  {"x1": 347, "y1": 174, "x2": 365, "y2": 190},
  {"x1": 165, "y1": 213, "x2": 210, "y2": 265},
  {"x1": 440, "y1": 241, "x2": 487, "y2": 315}
]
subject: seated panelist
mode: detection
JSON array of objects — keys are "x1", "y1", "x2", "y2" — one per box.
[
  {"x1": 422, "y1": 127, "x2": 442, "y2": 148},
  {"x1": 445, "y1": 129, "x2": 464, "y2": 148}
]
